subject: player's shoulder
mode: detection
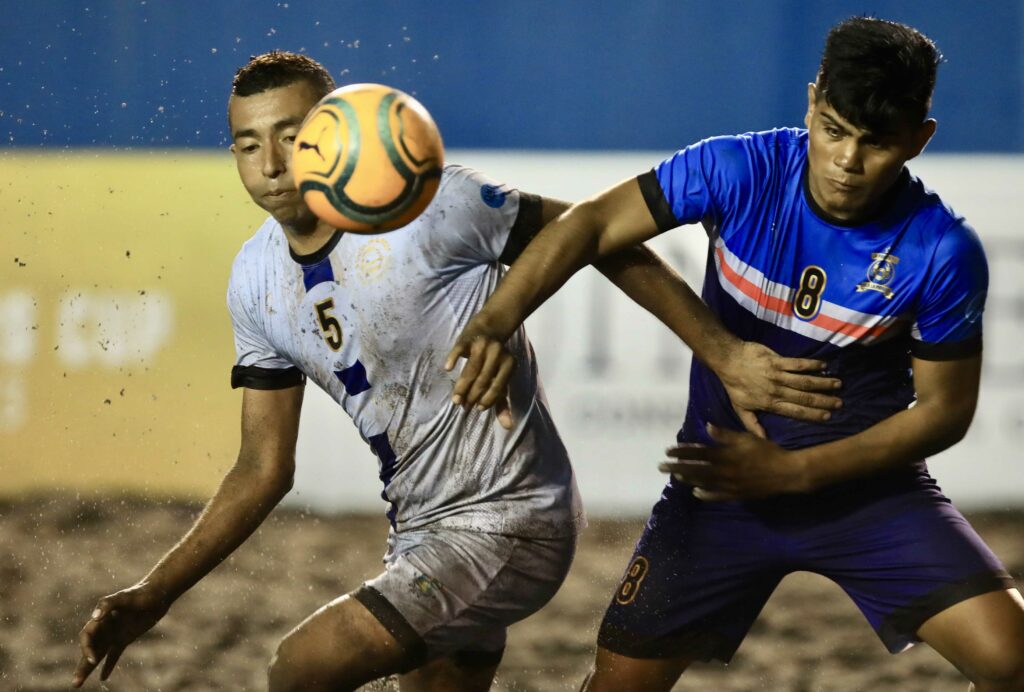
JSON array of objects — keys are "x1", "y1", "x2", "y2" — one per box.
[
  {"x1": 904, "y1": 174, "x2": 981, "y2": 251},
  {"x1": 674, "y1": 128, "x2": 805, "y2": 185},
  {"x1": 229, "y1": 216, "x2": 283, "y2": 287},
  {"x1": 693, "y1": 127, "x2": 805, "y2": 159},
  {"x1": 434, "y1": 163, "x2": 510, "y2": 209}
]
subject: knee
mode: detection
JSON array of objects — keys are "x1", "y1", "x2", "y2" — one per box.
[
  {"x1": 267, "y1": 633, "x2": 325, "y2": 692},
  {"x1": 266, "y1": 636, "x2": 299, "y2": 692},
  {"x1": 968, "y1": 649, "x2": 1024, "y2": 692}
]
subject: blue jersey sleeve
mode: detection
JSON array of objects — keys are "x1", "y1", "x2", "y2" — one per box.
[
  {"x1": 911, "y1": 221, "x2": 988, "y2": 360},
  {"x1": 645, "y1": 134, "x2": 765, "y2": 232}
]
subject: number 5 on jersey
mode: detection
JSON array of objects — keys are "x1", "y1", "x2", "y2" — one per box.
[{"x1": 315, "y1": 298, "x2": 343, "y2": 350}]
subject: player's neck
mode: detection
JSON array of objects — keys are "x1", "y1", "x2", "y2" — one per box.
[{"x1": 282, "y1": 219, "x2": 339, "y2": 257}]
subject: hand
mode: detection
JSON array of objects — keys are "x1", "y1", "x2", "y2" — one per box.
[
  {"x1": 445, "y1": 319, "x2": 515, "y2": 430},
  {"x1": 658, "y1": 424, "x2": 811, "y2": 501},
  {"x1": 717, "y1": 342, "x2": 842, "y2": 437},
  {"x1": 72, "y1": 584, "x2": 171, "y2": 687}
]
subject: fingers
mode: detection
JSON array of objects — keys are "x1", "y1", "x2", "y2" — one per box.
[
  {"x1": 72, "y1": 652, "x2": 98, "y2": 687},
  {"x1": 494, "y1": 398, "x2": 513, "y2": 430},
  {"x1": 733, "y1": 407, "x2": 766, "y2": 439},
  {"x1": 474, "y1": 354, "x2": 515, "y2": 411},
  {"x1": 463, "y1": 344, "x2": 507, "y2": 408},
  {"x1": 664, "y1": 443, "x2": 710, "y2": 460},
  {"x1": 444, "y1": 337, "x2": 471, "y2": 373},
  {"x1": 692, "y1": 488, "x2": 735, "y2": 502},
  {"x1": 774, "y1": 370, "x2": 842, "y2": 393},
  {"x1": 450, "y1": 338, "x2": 486, "y2": 406},
  {"x1": 768, "y1": 399, "x2": 842, "y2": 422},
  {"x1": 658, "y1": 459, "x2": 719, "y2": 490},
  {"x1": 772, "y1": 356, "x2": 831, "y2": 374},
  {"x1": 74, "y1": 599, "x2": 113, "y2": 687},
  {"x1": 100, "y1": 644, "x2": 126, "y2": 681}
]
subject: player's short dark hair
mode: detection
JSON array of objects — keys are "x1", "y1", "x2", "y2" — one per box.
[
  {"x1": 232, "y1": 50, "x2": 336, "y2": 99},
  {"x1": 817, "y1": 17, "x2": 942, "y2": 134}
]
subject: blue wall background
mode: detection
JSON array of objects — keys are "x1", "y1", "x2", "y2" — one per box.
[{"x1": 1, "y1": 1, "x2": 1021, "y2": 152}]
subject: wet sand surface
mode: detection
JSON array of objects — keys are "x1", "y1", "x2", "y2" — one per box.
[{"x1": 2, "y1": 494, "x2": 1021, "y2": 691}]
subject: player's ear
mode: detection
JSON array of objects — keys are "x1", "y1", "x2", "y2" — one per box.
[
  {"x1": 804, "y1": 83, "x2": 817, "y2": 129},
  {"x1": 908, "y1": 118, "x2": 937, "y2": 159},
  {"x1": 229, "y1": 143, "x2": 237, "y2": 155}
]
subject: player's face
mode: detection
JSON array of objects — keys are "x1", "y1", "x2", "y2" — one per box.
[
  {"x1": 229, "y1": 80, "x2": 321, "y2": 231},
  {"x1": 804, "y1": 84, "x2": 936, "y2": 223}
]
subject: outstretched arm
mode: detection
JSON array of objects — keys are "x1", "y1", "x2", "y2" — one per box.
[
  {"x1": 448, "y1": 180, "x2": 841, "y2": 432},
  {"x1": 661, "y1": 355, "x2": 980, "y2": 500},
  {"x1": 591, "y1": 246, "x2": 841, "y2": 433},
  {"x1": 73, "y1": 385, "x2": 304, "y2": 687}
]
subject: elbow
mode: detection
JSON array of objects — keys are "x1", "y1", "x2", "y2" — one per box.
[
  {"x1": 945, "y1": 416, "x2": 973, "y2": 447},
  {"x1": 563, "y1": 200, "x2": 612, "y2": 258},
  {"x1": 235, "y1": 450, "x2": 295, "y2": 500},
  {"x1": 924, "y1": 402, "x2": 975, "y2": 451}
]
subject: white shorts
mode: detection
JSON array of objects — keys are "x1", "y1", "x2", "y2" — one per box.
[{"x1": 353, "y1": 526, "x2": 576, "y2": 668}]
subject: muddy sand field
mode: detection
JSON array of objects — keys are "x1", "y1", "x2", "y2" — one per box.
[{"x1": 2, "y1": 494, "x2": 1021, "y2": 691}]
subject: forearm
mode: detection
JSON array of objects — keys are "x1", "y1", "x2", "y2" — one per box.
[
  {"x1": 138, "y1": 456, "x2": 292, "y2": 603},
  {"x1": 594, "y1": 245, "x2": 739, "y2": 372},
  {"x1": 795, "y1": 400, "x2": 972, "y2": 491},
  {"x1": 479, "y1": 201, "x2": 606, "y2": 338}
]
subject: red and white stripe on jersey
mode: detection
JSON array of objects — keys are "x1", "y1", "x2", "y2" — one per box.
[{"x1": 712, "y1": 238, "x2": 900, "y2": 347}]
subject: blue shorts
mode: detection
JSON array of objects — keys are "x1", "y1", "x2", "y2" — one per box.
[{"x1": 598, "y1": 478, "x2": 1014, "y2": 662}]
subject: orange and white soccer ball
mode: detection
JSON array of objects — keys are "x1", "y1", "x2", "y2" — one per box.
[{"x1": 293, "y1": 83, "x2": 444, "y2": 233}]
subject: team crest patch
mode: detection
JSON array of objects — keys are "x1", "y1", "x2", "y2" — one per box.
[
  {"x1": 856, "y1": 250, "x2": 899, "y2": 299},
  {"x1": 414, "y1": 574, "x2": 443, "y2": 594},
  {"x1": 357, "y1": 238, "x2": 391, "y2": 283}
]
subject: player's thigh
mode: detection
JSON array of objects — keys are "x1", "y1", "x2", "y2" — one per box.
[
  {"x1": 808, "y1": 495, "x2": 1015, "y2": 655},
  {"x1": 584, "y1": 646, "x2": 693, "y2": 692},
  {"x1": 369, "y1": 528, "x2": 574, "y2": 661},
  {"x1": 598, "y1": 481, "x2": 784, "y2": 665},
  {"x1": 268, "y1": 593, "x2": 407, "y2": 692},
  {"x1": 399, "y1": 652, "x2": 500, "y2": 692},
  {"x1": 917, "y1": 588, "x2": 1024, "y2": 688}
]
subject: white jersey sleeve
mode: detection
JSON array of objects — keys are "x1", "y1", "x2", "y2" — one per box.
[
  {"x1": 227, "y1": 238, "x2": 305, "y2": 390},
  {"x1": 416, "y1": 164, "x2": 542, "y2": 270}
]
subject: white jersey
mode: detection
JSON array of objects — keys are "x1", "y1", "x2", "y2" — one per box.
[{"x1": 227, "y1": 165, "x2": 584, "y2": 538}]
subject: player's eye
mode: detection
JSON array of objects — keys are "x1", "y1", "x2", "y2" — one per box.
[
  {"x1": 241, "y1": 143, "x2": 258, "y2": 153},
  {"x1": 824, "y1": 126, "x2": 841, "y2": 139}
]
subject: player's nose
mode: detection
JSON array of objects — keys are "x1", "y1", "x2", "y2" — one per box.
[
  {"x1": 261, "y1": 143, "x2": 288, "y2": 178},
  {"x1": 834, "y1": 141, "x2": 863, "y2": 173}
]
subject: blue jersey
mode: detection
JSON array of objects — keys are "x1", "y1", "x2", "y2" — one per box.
[{"x1": 641, "y1": 128, "x2": 987, "y2": 478}]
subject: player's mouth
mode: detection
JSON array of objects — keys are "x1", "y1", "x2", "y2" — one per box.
[
  {"x1": 264, "y1": 189, "x2": 298, "y2": 201},
  {"x1": 827, "y1": 178, "x2": 860, "y2": 194}
]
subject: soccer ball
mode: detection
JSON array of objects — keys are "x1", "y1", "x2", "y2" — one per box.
[{"x1": 293, "y1": 83, "x2": 444, "y2": 233}]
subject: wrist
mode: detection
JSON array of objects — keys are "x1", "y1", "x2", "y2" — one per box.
[
  {"x1": 704, "y1": 336, "x2": 744, "y2": 380},
  {"x1": 789, "y1": 448, "x2": 819, "y2": 493},
  {"x1": 137, "y1": 575, "x2": 182, "y2": 608},
  {"x1": 471, "y1": 306, "x2": 519, "y2": 342}
]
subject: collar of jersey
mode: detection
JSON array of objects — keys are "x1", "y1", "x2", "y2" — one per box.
[
  {"x1": 801, "y1": 163, "x2": 910, "y2": 229},
  {"x1": 288, "y1": 229, "x2": 344, "y2": 266}
]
